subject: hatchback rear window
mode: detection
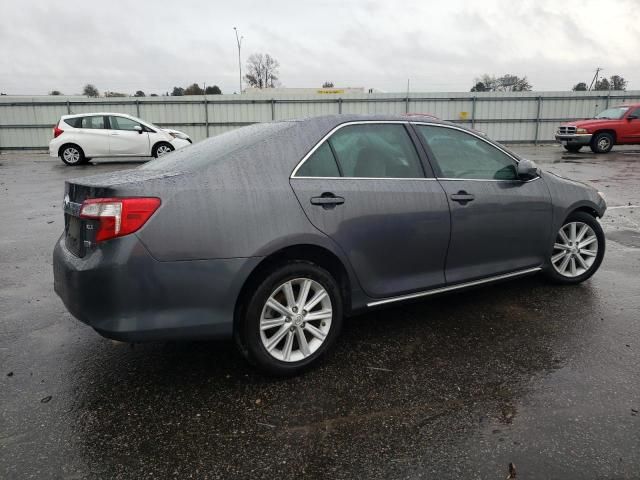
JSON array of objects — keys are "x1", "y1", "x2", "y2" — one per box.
[{"x1": 63, "y1": 117, "x2": 82, "y2": 128}]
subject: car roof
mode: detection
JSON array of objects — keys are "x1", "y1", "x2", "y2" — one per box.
[{"x1": 61, "y1": 112, "x2": 136, "y2": 118}]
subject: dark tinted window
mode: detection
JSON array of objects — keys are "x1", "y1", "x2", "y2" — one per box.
[
  {"x1": 110, "y1": 116, "x2": 141, "y2": 131},
  {"x1": 629, "y1": 107, "x2": 640, "y2": 118},
  {"x1": 80, "y1": 115, "x2": 105, "y2": 129},
  {"x1": 328, "y1": 124, "x2": 423, "y2": 178},
  {"x1": 63, "y1": 117, "x2": 82, "y2": 128},
  {"x1": 416, "y1": 125, "x2": 517, "y2": 180},
  {"x1": 296, "y1": 141, "x2": 340, "y2": 177}
]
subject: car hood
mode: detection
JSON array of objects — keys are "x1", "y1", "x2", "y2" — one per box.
[{"x1": 561, "y1": 119, "x2": 617, "y2": 129}]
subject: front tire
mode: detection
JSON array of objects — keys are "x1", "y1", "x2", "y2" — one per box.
[
  {"x1": 238, "y1": 261, "x2": 343, "y2": 376},
  {"x1": 152, "y1": 142, "x2": 174, "y2": 158},
  {"x1": 60, "y1": 144, "x2": 86, "y2": 166},
  {"x1": 544, "y1": 212, "x2": 605, "y2": 284},
  {"x1": 590, "y1": 132, "x2": 614, "y2": 153}
]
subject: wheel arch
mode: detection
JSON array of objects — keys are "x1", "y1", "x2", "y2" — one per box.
[
  {"x1": 592, "y1": 129, "x2": 617, "y2": 143},
  {"x1": 152, "y1": 141, "x2": 173, "y2": 156},
  {"x1": 233, "y1": 243, "x2": 353, "y2": 341}
]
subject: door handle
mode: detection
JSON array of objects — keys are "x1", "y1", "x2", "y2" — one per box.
[
  {"x1": 310, "y1": 193, "x2": 345, "y2": 209},
  {"x1": 450, "y1": 191, "x2": 475, "y2": 205}
]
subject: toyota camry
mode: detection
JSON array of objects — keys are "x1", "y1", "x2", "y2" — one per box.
[{"x1": 53, "y1": 115, "x2": 607, "y2": 375}]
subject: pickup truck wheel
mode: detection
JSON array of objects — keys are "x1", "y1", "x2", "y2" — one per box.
[
  {"x1": 590, "y1": 132, "x2": 614, "y2": 153},
  {"x1": 563, "y1": 145, "x2": 582, "y2": 153}
]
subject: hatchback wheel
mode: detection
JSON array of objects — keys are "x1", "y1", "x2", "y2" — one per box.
[
  {"x1": 545, "y1": 212, "x2": 605, "y2": 284},
  {"x1": 239, "y1": 261, "x2": 343, "y2": 375},
  {"x1": 153, "y1": 143, "x2": 174, "y2": 158},
  {"x1": 60, "y1": 145, "x2": 85, "y2": 166}
]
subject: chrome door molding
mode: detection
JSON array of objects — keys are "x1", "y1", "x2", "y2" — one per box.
[
  {"x1": 366, "y1": 266, "x2": 542, "y2": 307},
  {"x1": 290, "y1": 120, "x2": 412, "y2": 178}
]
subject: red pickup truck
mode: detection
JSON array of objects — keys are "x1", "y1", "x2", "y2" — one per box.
[{"x1": 555, "y1": 103, "x2": 640, "y2": 153}]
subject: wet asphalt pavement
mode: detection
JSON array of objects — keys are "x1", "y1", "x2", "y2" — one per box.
[{"x1": 1, "y1": 146, "x2": 639, "y2": 479}]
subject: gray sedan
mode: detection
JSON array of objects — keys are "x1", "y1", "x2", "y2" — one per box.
[{"x1": 53, "y1": 115, "x2": 607, "y2": 375}]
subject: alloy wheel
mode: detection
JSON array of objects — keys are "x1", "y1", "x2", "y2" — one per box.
[
  {"x1": 63, "y1": 147, "x2": 80, "y2": 164},
  {"x1": 259, "y1": 278, "x2": 332, "y2": 362},
  {"x1": 597, "y1": 137, "x2": 611, "y2": 151},
  {"x1": 157, "y1": 145, "x2": 172, "y2": 156},
  {"x1": 551, "y1": 221, "x2": 598, "y2": 277}
]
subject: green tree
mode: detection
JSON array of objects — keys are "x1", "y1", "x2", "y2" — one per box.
[
  {"x1": 572, "y1": 82, "x2": 587, "y2": 91},
  {"x1": 83, "y1": 84, "x2": 99, "y2": 97},
  {"x1": 184, "y1": 83, "x2": 204, "y2": 95},
  {"x1": 609, "y1": 75, "x2": 627, "y2": 91},
  {"x1": 594, "y1": 78, "x2": 610, "y2": 91},
  {"x1": 134, "y1": 90, "x2": 146, "y2": 97},
  {"x1": 104, "y1": 91, "x2": 127, "y2": 97},
  {"x1": 470, "y1": 81, "x2": 487, "y2": 92},
  {"x1": 205, "y1": 85, "x2": 222, "y2": 94},
  {"x1": 470, "y1": 74, "x2": 532, "y2": 92},
  {"x1": 322, "y1": 81, "x2": 334, "y2": 88},
  {"x1": 171, "y1": 86, "x2": 185, "y2": 96},
  {"x1": 49, "y1": 90, "x2": 62, "y2": 95}
]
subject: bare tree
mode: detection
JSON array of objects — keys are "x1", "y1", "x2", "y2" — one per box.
[
  {"x1": 83, "y1": 84, "x2": 99, "y2": 97},
  {"x1": 244, "y1": 53, "x2": 280, "y2": 89},
  {"x1": 470, "y1": 74, "x2": 532, "y2": 92}
]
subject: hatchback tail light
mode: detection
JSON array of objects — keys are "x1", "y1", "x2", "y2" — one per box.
[
  {"x1": 79, "y1": 197, "x2": 161, "y2": 242},
  {"x1": 53, "y1": 123, "x2": 64, "y2": 138}
]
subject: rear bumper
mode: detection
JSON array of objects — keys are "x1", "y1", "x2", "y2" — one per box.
[
  {"x1": 555, "y1": 134, "x2": 592, "y2": 146},
  {"x1": 53, "y1": 234, "x2": 262, "y2": 342}
]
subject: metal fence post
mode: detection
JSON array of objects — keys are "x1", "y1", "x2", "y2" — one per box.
[
  {"x1": 136, "y1": 99, "x2": 140, "y2": 117},
  {"x1": 66, "y1": 100, "x2": 71, "y2": 114},
  {"x1": 605, "y1": 92, "x2": 611, "y2": 109},
  {"x1": 471, "y1": 96, "x2": 477, "y2": 129},
  {"x1": 204, "y1": 99, "x2": 209, "y2": 138},
  {"x1": 534, "y1": 96, "x2": 542, "y2": 145},
  {"x1": 271, "y1": 99, "x2": 276, "y2": 120},
  {"x1": 405, "y1": 95, "x2": 409, "y2": 113},
  {"x1": 338, "y1": 98, "x2": 343, "y2": 114}
]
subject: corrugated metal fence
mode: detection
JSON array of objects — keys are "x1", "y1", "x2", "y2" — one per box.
[{"x1": 1, "y1": 90, "x2": 640, "y2": 150}]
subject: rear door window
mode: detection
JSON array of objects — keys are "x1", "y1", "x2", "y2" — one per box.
[
  {"x1": 327, "y1": 124, "x2": 423, "y2": 178},
  {"x1": 80, "y1": 115, "x2": 105, "y2": 129},
  {"x1": 296, "y1": 141, "x2": 341, "y2": 177}
]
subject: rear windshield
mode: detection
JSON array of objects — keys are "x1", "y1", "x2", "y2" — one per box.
[{"x1": 141, "y1": 121, "x2": 295, "y2": 171}]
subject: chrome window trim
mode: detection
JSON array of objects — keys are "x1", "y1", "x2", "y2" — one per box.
[
  {"x1": 292, "y1": 176, "x2": 439, "y2": 181},
  {"x1": 367, "y1": 267, "x2": 542, "y2": 307},
  {"x1": 290, "y1": 120, "x2": 416, "y2": 179}
]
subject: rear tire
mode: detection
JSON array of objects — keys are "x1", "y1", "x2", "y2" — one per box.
[
  {"x1": 60, "y1": 144, "x2": 86, "y2": 166},
  {"x1": 238, "y1": 260, "x2": 343, "y2": 376},
  {"x1": 589, "y1": 132, "x2": 614, "y2": 153},
  {"x1": 563, "y1": 145, "x2": 582, "y2": 153},
  {"x1": 152, "y1": 142, "x2": 174, "y2": 158},
  {"x1": 544, "y1": 211, "x2": 605, "y2": 284}
]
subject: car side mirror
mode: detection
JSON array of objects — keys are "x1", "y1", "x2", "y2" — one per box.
[
  {"x1": 133, "y1": 125, "x2": 143, "y2": 134},
  {"x1": 627, "y1": 115, "x2": 638, "y2": 120},
  {"x1": 516, "y1": 159, "x2": 540, "y2": 181}
]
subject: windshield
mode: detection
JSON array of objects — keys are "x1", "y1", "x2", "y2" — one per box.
[{"x1": 594, "y1": 107, "x2": 628, "y2": 120}]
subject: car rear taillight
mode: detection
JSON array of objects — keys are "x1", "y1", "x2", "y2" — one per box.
[
  {"x1": 53, "y1": 123, "x2": 64, "y2": 138},
  {"x1": 79, "y1": 197, "x2": 161, "y2": 242}
]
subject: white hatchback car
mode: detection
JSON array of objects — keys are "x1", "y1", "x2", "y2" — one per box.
[{"x1": 49, "y1": 112, "x2": 192, "y2": 165}]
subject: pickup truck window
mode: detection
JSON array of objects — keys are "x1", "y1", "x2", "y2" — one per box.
[{"x1": 594, "y1": 107, "x2": 628, "y2": 120}]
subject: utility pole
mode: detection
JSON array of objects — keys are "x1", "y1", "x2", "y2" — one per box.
[
  {"x1": 233, "y1": 27, "x2": 243, "y2": 94},
  {"x1": 588, "y1": 67, "x2": 602, "y2": 91}
]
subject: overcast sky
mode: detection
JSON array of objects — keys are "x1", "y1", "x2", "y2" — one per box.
[{"x1": 1, "y1": 0, "x2": 638, "y2": 95}]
